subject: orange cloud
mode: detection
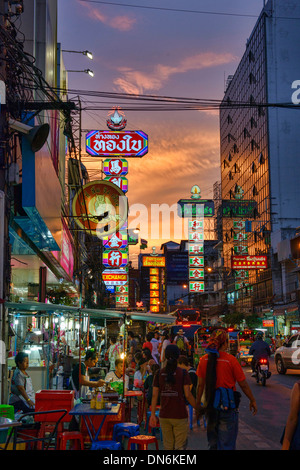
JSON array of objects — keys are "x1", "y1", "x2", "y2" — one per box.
[
  {"x1": 84, "y1": 4, "x2": 136, "y2": 31},
  {"x1": 113, "y1": 51, "x2": 237, "y2": 94}
]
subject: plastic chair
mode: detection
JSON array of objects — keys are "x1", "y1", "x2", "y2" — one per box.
[
  {"x1": 128, "y1": 435, "x2": 159, "y2": 450},
  {"x1": 112, "y1": 423, "x2": 140, "y2": 443},
  {"x1": 91, "y1": 440, "x2": 121, "y2": 450},
  {"x1": 57, "y1": 431, "x2": 84, "y2": 450}
]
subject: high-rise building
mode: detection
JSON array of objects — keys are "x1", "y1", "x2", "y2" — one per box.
[{"x1": 220, "y1": 0, "x2": 300, "y2": 331}]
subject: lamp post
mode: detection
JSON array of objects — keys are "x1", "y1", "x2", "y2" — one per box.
[
  {"x1": 62, "y1": 49, "x2": 93, "y2": 60},
  {"x1": 67, "y1": 69, "x2": 94, "y2": 77}
]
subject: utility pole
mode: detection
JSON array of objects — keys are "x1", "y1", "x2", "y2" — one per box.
[{"x1": 0, "y1": 0, "x2": 10, "y2": 403}]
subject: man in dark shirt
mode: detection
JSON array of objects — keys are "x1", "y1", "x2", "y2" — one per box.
[
  {"x1": 69, "y1": 349, "x2": 104, "y2": 397},
  {"x1": 128, "y1": 331, "x2": 138, "y2": 355},
  {"x1": 249, "y1": 332, "x2": 271, "y2": 376}
]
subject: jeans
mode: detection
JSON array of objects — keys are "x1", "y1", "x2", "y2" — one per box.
[{"x1": 206, "y1": 408, "x2": 239, "y2": 450}]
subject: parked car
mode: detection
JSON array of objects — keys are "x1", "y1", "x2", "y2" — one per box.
[{"x1": 274, "y1": 334, "x2": 300, "y2": 374}]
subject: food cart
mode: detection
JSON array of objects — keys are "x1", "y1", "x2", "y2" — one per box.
[
  {"x1": 193, "y1": 327, "x2": 212, "y2": 368},
  {"x1": 237, "y1": 329, "x2": 254, "y2": 366}
]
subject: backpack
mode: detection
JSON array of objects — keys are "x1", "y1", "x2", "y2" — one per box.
[{"x1": 176, "y1": 335, "x2": 187, "y2": 352}]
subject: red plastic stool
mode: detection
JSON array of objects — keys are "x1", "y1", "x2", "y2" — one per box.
[
  {"x1": 127, "y1": 435, "x2": 159, "y2": 450},
  {"x1": 57, "y1": 431, "x2": 84, "y2": 450}
]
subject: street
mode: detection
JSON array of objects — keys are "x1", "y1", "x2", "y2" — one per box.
[{"x1": 185, "y1": 357, "x2": 300, "y2": 451}]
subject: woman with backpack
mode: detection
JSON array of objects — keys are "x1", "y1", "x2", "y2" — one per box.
[
  {"x1": 196, "y1": 329, "x2": 257, "y2": 450},
  {"x1": 149, "y1": 345, "x2": 197, "y2": 450}
]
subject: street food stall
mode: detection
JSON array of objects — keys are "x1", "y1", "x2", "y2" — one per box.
[
  {"x1": 193, "y1": 327, "x2": 212, "y2": 368},
  {"x1": 237, "y1": 329, "x2": 254, "y2": 366}
]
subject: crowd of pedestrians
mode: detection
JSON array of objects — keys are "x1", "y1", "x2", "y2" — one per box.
[{"x1": 10, "y1": 326, "x2": 299, "y2": 451}]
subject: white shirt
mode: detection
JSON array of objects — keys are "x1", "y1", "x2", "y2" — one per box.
[{"x1": 105, "y1": 371, "x2": 129, "y2": 390}]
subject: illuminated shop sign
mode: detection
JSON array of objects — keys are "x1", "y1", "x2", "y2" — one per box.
[
  {"x1": 86, "y1": 130, "x2": 148, "y2": 157},
  {"x1": 231, "y1": 255, "x2": 267, "y2": 270},
  {"x1": 142, "y1": 256, "x2": 166, "y2": 267}
]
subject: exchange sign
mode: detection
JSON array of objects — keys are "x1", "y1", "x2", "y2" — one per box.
[
  {"x1": 86, "y1": 130, "x2": 148, "y2": 157},
  {"x1": 102, "y1": 269, "x2": 128, "y2": 286}
]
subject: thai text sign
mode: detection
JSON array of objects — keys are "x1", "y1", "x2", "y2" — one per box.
[
  {"x1": 177, "y1": 199, "x2": 214, "y2": 218},
  {"x1": 222, "y1": 200, "x2": 257, "y2": 218},
  {"x1": 231, "y1": 255, "x2": 267, "y2": 270},
  {"x1": 86, "y1": 130, "x2": 148, "y2": 157},
  {"x1": 142, "y1": 256, "x2": 166, "y2": 267}
]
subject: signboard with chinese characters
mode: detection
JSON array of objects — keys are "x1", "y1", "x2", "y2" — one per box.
[
  {"x1": 104, "y1": 176, "x2": 128, "y2": 193},
  {"x1": 102, "y1": 231, "x2": 128, "y2": 250},
  {"x1": 103, "y1": 158, "x2": 128, "y2": 176},
  {"x1": 103, "y1": 250, "x2": 128, "y2": 268},
  {"x1": 116, "y1": 294, "x2": 129, "y2": 307},
  {"x1": 189, "y1": 281, "x2": 204, "y2": 292},
  {"x1": 86, "y1": 130, "x2": 148, "y2": 157},
  {"x1": 231, "y1": 255, "x2": 267, "y2": 270},
  {"x1": 116, "y1": 285, "x2": 128, "y2": 294},
  {"x1": 189, "y1": 268, "x2": 204, "y2": 279},
  {"x1": 189, "y1": 256, "x2": 204, "y2": 268},
  {"x1": 234, "y1": 245, "x2": 248, "y2": 255},
  {"x1": 188, "y1": 231, "x2": 204, "y2": 243},
  {"x1": 142, "y1": 256, "x2": 166, "y2": 267},
  {"x1": 188, "y1": 244, "x2": 204, "y2": 255}
]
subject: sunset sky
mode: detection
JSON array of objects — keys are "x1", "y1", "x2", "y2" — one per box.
[{"x1": 58, "y1": 0, "x2": 264, "y2": 265}]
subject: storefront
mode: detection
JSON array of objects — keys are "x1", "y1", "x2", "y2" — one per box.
[{"x1": 4, "y1": 300, "x2": 174, "y2": 402}]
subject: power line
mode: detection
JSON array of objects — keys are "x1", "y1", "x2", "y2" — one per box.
[
  {"x1": 78, "y1": 1, "x2": 260, "y2": 19},
  {"x1": 78, "y1": 1, "x2": 300, "y2": 20}
]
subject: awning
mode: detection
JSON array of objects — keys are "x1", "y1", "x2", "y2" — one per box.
[{"x1": 5, "y1": 301, "x2": 175, "y2": 324}]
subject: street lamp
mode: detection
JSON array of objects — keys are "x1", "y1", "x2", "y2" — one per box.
[
  {"x1": 62, "y1": 49, "x2": 93, "y2": 60},
  {"x1": 67, "y1": 69, "x2": 94, "y2": 77}
]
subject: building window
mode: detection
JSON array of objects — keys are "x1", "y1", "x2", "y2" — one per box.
[
  {"x1": 248, "y1": 51, "x2": 255, "y2": 62},
  {"x1": 258, "y1": 152, "x2": 265, "y2": 164},
  {"x1": 234, "y1": 163, "x2": 240, "y2": 173},
  {"x1": 249, "y1": 72, "x2": 256, "y2": 84},
  {"x1": 251, "y1": 139, "x2": 260, "y2": 151},
  {"x1": 251, "y1": 117, "x2": 257, "y2": 129},
  {"x1": 244, "y1": 128, "x2": 251, "y2": 139},
  {"x1": 251, "y1": 162, "x2": 257, "y2": 173}
]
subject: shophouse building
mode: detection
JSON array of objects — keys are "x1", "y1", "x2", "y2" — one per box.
[{"x1": 220, "y1": 0, "x2": 300, "y2": 335}]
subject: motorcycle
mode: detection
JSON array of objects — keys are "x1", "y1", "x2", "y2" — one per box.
[{"x1": 254, "y1": 358, "x2": 271, "y2": 386}]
